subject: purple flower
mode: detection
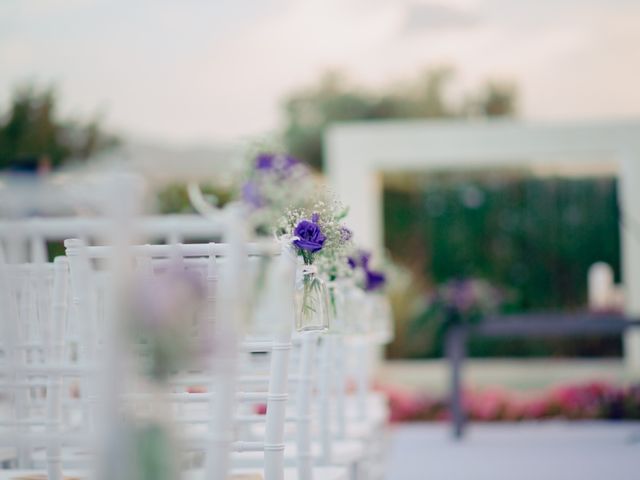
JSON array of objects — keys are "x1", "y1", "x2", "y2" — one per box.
[
  {"x1": 241, "y1": 181, "x2": 264, "y2": 208},
  {"x1": 361, "y1": 252, "x2": 371, "y2": 269},
  {"x1": 293, "y1": 218, "x2": 326, "y2": 253},
  {"x1": 450, "y1": 279, "x2": 475, "y2": 313},
  {"x1": 339, "y1": 226, "x2": 353, "y2": 243},
  {"x1": 365, "y1": 270, "x2": 386, "y2": 292},
  {"x1": 135, "y1": 267, "x2": 205, "y2": 327},
  {"x1": 348, "y1": 249, "x2": 386, "y2": 291},
  {"x1": 255, "y1": 153, "x2": 299, "y2": 174},
  {"x1": 348, "y1": 250, "x2": 371, "y2": 270}
]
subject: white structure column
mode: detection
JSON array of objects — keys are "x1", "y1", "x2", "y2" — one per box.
[
  {"x1": 620, "y1": 156, "x2": 640, "y2": 371},
  {"x1": 325, "y1": 132, "x2": 383, "y2": 250}
]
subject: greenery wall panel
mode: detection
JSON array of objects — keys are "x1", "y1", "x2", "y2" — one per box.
[{"x1": 383, "y1": 174, "x2": 622, "y2": 358}]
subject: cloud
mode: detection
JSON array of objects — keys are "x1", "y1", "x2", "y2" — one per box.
[
  {"x1": 1, "y1": 0, "x2": 639, "y2": 144},
  {"x1": 402, "y1": 2, "x2": 480, "y2": 33}
]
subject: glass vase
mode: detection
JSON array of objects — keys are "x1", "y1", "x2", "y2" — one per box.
[
  {"x1": 343, "y1": 284, "x2": 367, "y2": 336},
  {"x1": 295, "y1": 266, "x2": 330, "y2": 332}
]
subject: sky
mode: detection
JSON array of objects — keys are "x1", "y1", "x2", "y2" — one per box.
[{"x1": 1, "y1": 0, "x2": 639, "y2": 146}]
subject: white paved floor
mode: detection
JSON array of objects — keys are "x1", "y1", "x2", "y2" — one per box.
[{"x1": 385, "y1": 422, "x2": 640, "y2": 480}]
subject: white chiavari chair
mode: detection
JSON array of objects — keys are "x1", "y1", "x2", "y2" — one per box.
[
  {"x1": 242, "y1": 294, "x2": 369, "y2": 480},
  {"x1": 63, "y1": 236, "x2": 348, "y2": 480},
  {"x1": 300, "y1": 282, "x2": 392, "y2": 480},
  {"x1": 341, "y1": 289, "x2": 392, "y2": 480}
]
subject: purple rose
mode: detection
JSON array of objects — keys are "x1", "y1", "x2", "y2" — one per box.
[
  {"x1": 256, "y1": 153, "x2": 299, "y2": 174},
  {"x1": 293, "y1": 218, "x2": 326, "y2": 253},
  {"x1": 365, "y1": 269, "x2": 386, "y2": 292},
  {"x1": 347, "y1": 249, "x2": 386, "y2": 291}
]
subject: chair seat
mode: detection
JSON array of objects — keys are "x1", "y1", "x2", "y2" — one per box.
[
  {"x1": 222, "y1": 466, "x2": 348, "y2": 480},
  {"x1": 232, "y1": 439, "x2": 364, "y2": 468},
  {"x1": 343, "y1": 418, "x2": 380, "y2": 440},
  {"x1": 29, "y1": 446, "x2": 91, "y2": 470},
  {"x1": 344, "y1": 393, "x2": 389, "y2": 423},
  {"x1": 0, "y1": 470, "x2": 86, "y2": 480},
  {"x1": 0, "y1": 447, "x2": 17, "y2": 465},
  {"x1": 0, "y1": 466, "x2": 348, "y2": 480}
]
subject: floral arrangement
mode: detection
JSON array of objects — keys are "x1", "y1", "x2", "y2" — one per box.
[
  {"x1": 278, "y1": 194, "x2": 352, "y2": 266},
  {"x1": 240, "y1": 152, "x2": 315, "y2": 235},
  {"x1": 275, "y1": 193, "x2": 353, "y2": 331},
  {"x1": 238, "y1": 151, "x2": 361, "y2": 332},
  {"x1": 240, "y1": 151, "x2": 358, "y2": 276},
  {"x1": 129, "y1": 266, "x2": 207, "y2": 382},
  {"x1": 348, "y1": 249, "x2": 387, "y2": 292},
  {"x1": 377, "y1": 380, "x2": 640, "y2": 423},
  {"x1": 415, "y1": 277, "x2": 508, "y2": 331}
]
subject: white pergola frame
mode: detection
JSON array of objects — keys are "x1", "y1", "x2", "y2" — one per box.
[{"x1": 325, "y1": 118, "x2": 640, "y2": 369}]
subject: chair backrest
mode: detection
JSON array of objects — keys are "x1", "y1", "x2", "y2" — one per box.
[
  {"x1": 0, "y1": 215, "x2": 226, "y2": 263},
  {"x1": 0, "y1": 257, "x2": 75, "y2": 480}
]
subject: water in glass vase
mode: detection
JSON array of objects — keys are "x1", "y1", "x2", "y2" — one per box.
[{"x1": 295, "y1": 266, "x2": 330, "y2": 332}]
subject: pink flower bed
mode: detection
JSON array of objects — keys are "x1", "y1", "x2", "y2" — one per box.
[{"x1": 376, "y1": 381, "x2": 640, "y2": 423}]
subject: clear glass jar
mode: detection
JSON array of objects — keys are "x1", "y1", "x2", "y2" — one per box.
[
  {"x1": 344, "y1": 283, "x2": 367, "y2": 337},
  {"x1": 295, "y1": 265, "x2": 330, "y2": 332}
]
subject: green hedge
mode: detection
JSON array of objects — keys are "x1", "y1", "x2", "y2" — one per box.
[{"x1": 383, "y1": 173, "x2": 622, "y2": 358}]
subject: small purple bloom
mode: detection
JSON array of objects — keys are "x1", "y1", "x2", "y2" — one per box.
[
  {"x1": 241, "y1": 181, "x2": 264, "y2": 208},
  {"x1": 135, "y1": 266, "x2": 205, "y2": 327},
  {"x1": 360, "y1": 252, "x2": 371, "y2": 269},
  {"x1": 451, "y1": 279, "x2": 474, "y2": 313},
  {"x1": 293, "y1": 218, "x2": 326, "y2": 253},
  {"x1": 348, "y1": 250, "x2": 371, "y2": 269},
  {"x1": 339, "y1": 226, "x2": 353, "y2": 242},
  {"x1": 255, "y1": 153, "x2": 299, "y2": 174},
  {"x1": 365, "y1": 270, "x2": 386, "y2": 292},
  {"x1": 348, "y1": 248, "x2": 386, "y2": 291}
]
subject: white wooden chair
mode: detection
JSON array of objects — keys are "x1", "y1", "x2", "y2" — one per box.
[{"x1": 64, "y1": 238, "x2": 347, "y2": 480}]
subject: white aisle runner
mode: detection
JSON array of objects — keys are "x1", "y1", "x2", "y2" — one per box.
[{"x1": 385, "y1": 422, "x2": 640, "y2": 480}]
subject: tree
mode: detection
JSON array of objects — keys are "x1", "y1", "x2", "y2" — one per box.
[
  {"x1": 282, "y1": 67, "x2": 517, "y2": 170},
  {"x1": 0, "y1": 85, "x2": 119, "y2": 172}
]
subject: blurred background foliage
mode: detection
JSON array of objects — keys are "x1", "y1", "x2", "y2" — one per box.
[
  {"x1": 0, "y1": 85, "x2": 119, "y2": 171},
  {"x1": 282, "y1": 66, "x2": 517, "y2": 170},
  {"x1": 157, "y1": 65, "x2": 517, "y2": 213},
  {"x1": 384, "y1": 172, "x2": 621, "y2": 359},
  {"x1": 155, "y1": 183, "x2": 235, "y2": 215}
]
